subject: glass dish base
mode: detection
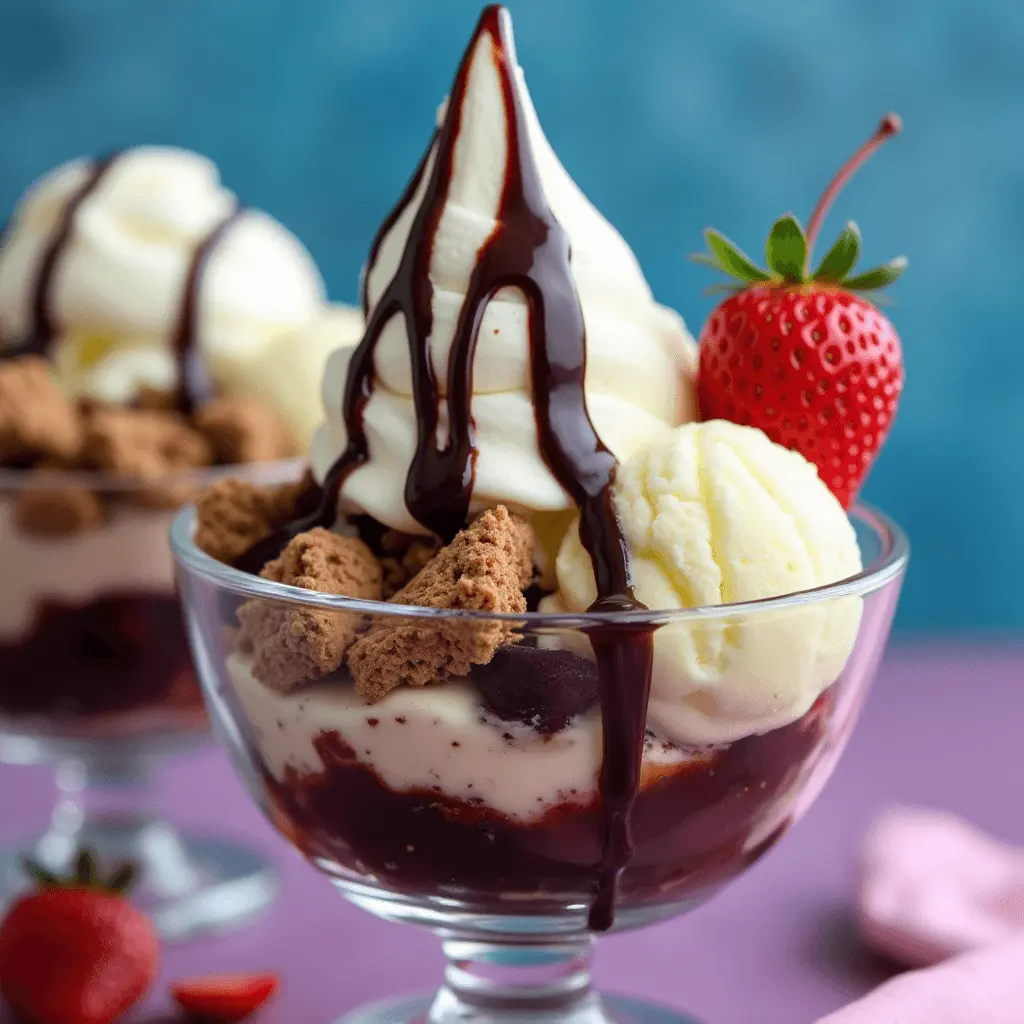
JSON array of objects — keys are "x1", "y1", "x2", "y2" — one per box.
[
  {"x1": 0, "y1": 814, "x2": 277, "y2": 941},
  {"x1": 339, "y1": 992, "x2": 699, "y2": 1024},
  {"x1": 0, "y1": 746, "x2": 277, "y2": 940}
]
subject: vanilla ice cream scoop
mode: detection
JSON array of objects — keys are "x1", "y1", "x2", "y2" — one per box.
[
  {"x1": 311, "y1": 25, "x2": 697, "y2": 536},
  {"x1": 0, "y1": 147, "x2": 328, "y2": 441},
  {"x1": 227, "y1": 304, "x2": 364, "y2": 449},
  {"x1": 551, "y1": 420, "x2": 864, "y2": 745}
]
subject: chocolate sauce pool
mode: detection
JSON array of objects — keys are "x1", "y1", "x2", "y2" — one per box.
[
  {"x1": 246, "y1": 5, "x2": 653, "y2": 930},
  {"x1": 0, "y1": 151, "x2": 240, "y2": 415}
]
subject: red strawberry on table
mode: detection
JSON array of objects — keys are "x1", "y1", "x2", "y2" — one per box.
[
  {"x1": 171, "y1": 971, "x2": 280, "y2": 1022},
  {"x1": 0, "y1": 850, "x2": 158, "y2": 1024},
  {"x1": 695, "y1": 114, "x2": 907, "y2": 508}
]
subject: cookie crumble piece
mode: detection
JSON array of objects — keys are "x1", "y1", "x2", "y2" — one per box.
[
  {"x1": 238, "y1": 528, "x2": 383, "y2": 693},
  {"x1": 378, "y1": 529, "x2": 440, "y2": 599},
  {"x1": 194, "y1": 396, "x2": 298, "y2": 465},
  {"x1": 195, "y1": 474, "x2": 313, "y2": 565},
  {"x1": 14, "y1": 485, "x2": 104, "y2": 537},
  {"x1": 134, "y1": 386, "x2": 178, "y2": 412},
  {"x1": 0, "y1": 357, "x2": 83, "y2": 465},
  {"x1": 347, "y1": 506, "x2": 534, "y2": 701},
  {"x1": 82, "y1": 407, "x2": 212, "y2": 506}
]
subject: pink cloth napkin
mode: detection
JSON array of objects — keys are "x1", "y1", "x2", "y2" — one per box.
[
  {"x1": 858, "y1": 807, "x2": 1024, "y2": 967},
  {"x1": 816, "y1": 932, "x2": 1024, "y2": 1023},
  {"x1": 814, "y1": 807, "x2": 1024, "y2": 1023}
]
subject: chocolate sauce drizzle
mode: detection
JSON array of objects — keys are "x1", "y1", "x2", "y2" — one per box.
[
  {"x1": 360, "y1": 136, "x2": 435, "y2": 318},
  {"x1": 15, "y1": 153, "x2": 120, "y2": 358},
  {"x1": 171, "y1": 206, "x2": 244, "y2": 414},
  {"x1": 1, "y1": 151, "x2": 240, "y2": 415},
  {"x1": 248, "y1": 5, "x2": 654, "y2": 930}
]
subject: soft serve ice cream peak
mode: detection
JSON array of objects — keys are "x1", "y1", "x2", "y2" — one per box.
[
  {"x1": 0, "y1": 147, "x2": 326, "y2": 413},
  {"x1": 311, "y1": 6, "x2": 696, "y2": 535}
]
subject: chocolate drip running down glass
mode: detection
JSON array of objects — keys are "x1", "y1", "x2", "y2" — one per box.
[
  {"x1": 0, "y1": 143, "x2": 343, "y2": 935},
  {"x1": 175, "y1": 6, "x2": 908, "y2": 1023}
]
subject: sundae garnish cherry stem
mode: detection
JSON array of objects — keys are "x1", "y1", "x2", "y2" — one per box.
[
  {"x1": 693, "y1": 112, "x2": 907, "y2": 293},
  {"x1": 804, "y1": 113, "x2": 902, "y2": 256}
]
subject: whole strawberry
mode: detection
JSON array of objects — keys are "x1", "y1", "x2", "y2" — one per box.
[
  {"x1": 695, "y1": 115, "x2": 906, "y2": 508},
  {"x1": 0, "y1": 851, "x2": 158, "y2": 1024}
]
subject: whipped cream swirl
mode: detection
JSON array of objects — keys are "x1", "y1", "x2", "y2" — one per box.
[
  {"x1": 311, "y1": 34, "x2": 697, "y2": 535},
  {"x1": 0, "y1": 147, "x2": 325, "y2": 406}
]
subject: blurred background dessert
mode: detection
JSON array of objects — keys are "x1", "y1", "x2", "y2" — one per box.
[
  {"x1": 0, "y1": 147, "x2": 360, "y2": 937},
  {"x1": 0, "y1": 146, "x2": 360, "y2": 739}
]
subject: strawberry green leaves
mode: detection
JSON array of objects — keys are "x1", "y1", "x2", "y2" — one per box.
[
  {"x1": 694, "y1": 218, "x2": 906, "y2": 295},
  {"x1": 694, "y1": 229, "x2": 771, "y2": 284},
  {"x1": 74, "y1": 849, "x2": 98, "y2": 888},
  {"x1": 22, "y1": 849, "x2": 137, "y2": 894},
  {"x1": 107, "y1": 864, "x2": 138, "y2": 894},
  {"x1": 843, "y1": 256, "x2": 908, "y2": 291},
  {"x1": 765, "y1": 215, "x2": 807, "y2": 282},
  {"x1": 812, "y1": 223, "x2": 907, "y2": 291},
  {"x1": 813, "y1": 221, "x2": 861, "y2": 282}
]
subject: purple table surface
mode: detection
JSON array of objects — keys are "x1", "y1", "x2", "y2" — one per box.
[{"x1": 1, "y1": 642, "x2": 1022, "y2": 1024}]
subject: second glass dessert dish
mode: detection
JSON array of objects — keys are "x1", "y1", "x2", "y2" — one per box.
[
  {"x1": 176, "y1": 3, "x2": 910, "y2": 1017},
  {"x1": 0, "y1": 145, "x2": 360, "y2": 936},
  {"x1": 0, "y1": 461, "x2": 300, "y2": 939}
]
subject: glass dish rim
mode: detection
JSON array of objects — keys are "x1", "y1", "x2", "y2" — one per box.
[
  {"x1": 0, "y1": 457, "x2": 307, "y2": 494},
  {"x1": 170, "y1": 502, "x2": 909, "y2": 628}
]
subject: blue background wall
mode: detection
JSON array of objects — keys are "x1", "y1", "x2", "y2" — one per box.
[{"x1": 1, "y1": 0, "x2": 1021, "y2": 633}]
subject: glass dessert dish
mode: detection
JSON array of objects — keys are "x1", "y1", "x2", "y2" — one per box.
[
  {"x1": 0, "y1": 458, "x2": 303, "y2": 938},
  {"x1": 173, "y1": 503, "x2": 907, "y2": 1023},
  {"x1": 0, "y1": 142, "x2": 361, "y2": 936}
]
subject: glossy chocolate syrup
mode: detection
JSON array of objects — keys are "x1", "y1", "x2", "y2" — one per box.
[
  {"x1": 246, "y1": 6, "x2": 651, "y2": 930},
  {"x1": 0, "y1": 151, "x2": 239, "y2": 415},
  {"x1": 171, "y1": 206, "x2": 244, "y2": 414},
  {"x1": 360, "y1": 135, "x2": 436, "y2": 318},
  {"x1": 9, "y1": 153, "x2": 120, "y2": 358}
]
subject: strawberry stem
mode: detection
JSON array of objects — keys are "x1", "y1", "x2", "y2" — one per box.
[
  {"x1": 21, "y1": 848, "x2": 138, "y2": 893},
  {"x1": 804, "y1": 114, "x2": 902, "y2": 266}
]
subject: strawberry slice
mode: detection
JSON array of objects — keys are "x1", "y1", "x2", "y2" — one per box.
[{"x1": 171, "y1": 972, "x2": 280, "y2": 1022}]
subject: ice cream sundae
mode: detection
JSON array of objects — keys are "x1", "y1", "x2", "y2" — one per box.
[
  {"x1": 183, "y1": 4, "x2": 906, "y2": 932},
  {"x1": 0, "y1": 147, "x2": 360, "y2": 736}
]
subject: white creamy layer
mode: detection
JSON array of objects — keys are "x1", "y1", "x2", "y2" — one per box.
[
  {"x1": 0, "y1": 499, "x2": 175, "y2": 639},
  {"x1": 227, "y1": 652, "x2": 695, "y2": 823},
  {"x1": 312, "y1": 21, "x2": 697, "y2": 535},
  {"x1": 0, "y1": 148, "x2": 326, "y2": 438}
]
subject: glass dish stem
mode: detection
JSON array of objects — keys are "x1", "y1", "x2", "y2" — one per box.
[
  {"x1": 341, "y1": 935, "x2": 698, "y2": 1024},
  {"x1": 2, "y1": 753, "x2": 277, "y2": 941},
  {"x1": 435, "y1": 936, "x2": 598, "y2": 1021}
]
